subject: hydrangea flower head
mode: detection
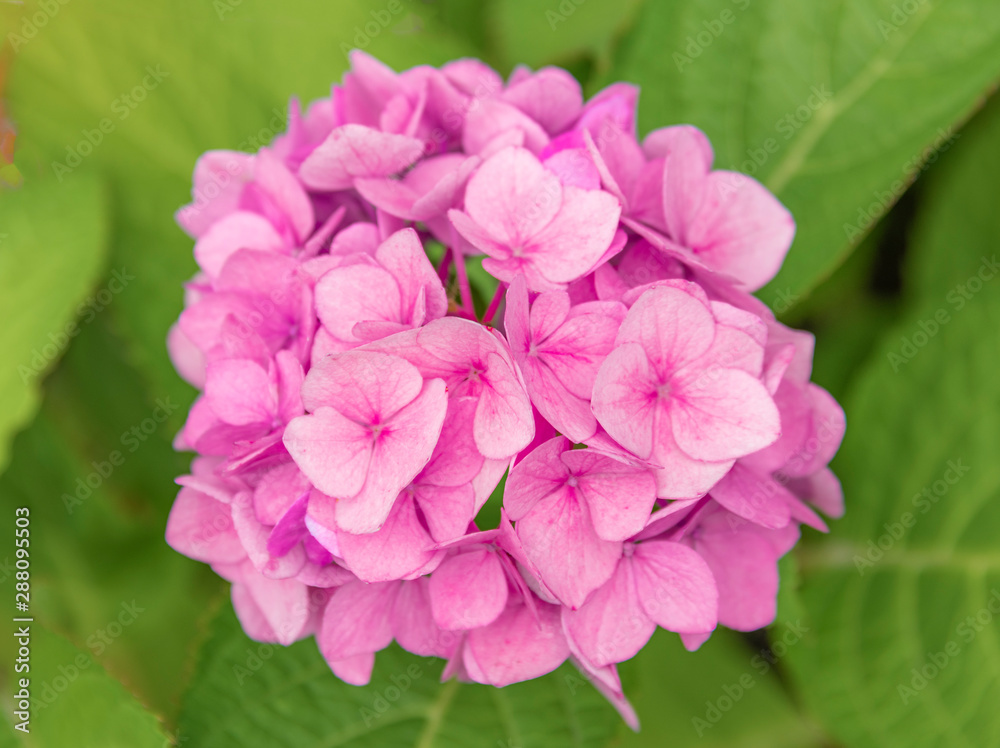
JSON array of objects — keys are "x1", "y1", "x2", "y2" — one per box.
[{"x1": 166, "y1": 51, "x2": 845, "y2": 728}]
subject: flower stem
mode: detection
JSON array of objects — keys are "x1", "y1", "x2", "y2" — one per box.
[{"x1": 483, "y1": 283, "x2": 507, "y2": 325}]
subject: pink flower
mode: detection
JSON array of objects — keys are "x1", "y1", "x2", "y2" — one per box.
[
  {"x1": 448, "y1": 146, "x2": 622, "y2": 291},
  {"x1": 284, "y1": 350, "x2": 448, "y2": 534},
  {"x1": 592, "y1": 282, "x2": 781, "y2": 498},
  {"x1": 165, "y1": 51, "x2": 845, "y2": 711},
  {"x1": 504, "y1": 437, "x2": 657, "y2": 608}
]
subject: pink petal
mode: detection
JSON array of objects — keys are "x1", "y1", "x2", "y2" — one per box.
[
  {"x1": 315, "y1": 263, "x2": 402, "y2": 342},
  {"x1": 516, "y1": 487, "x2": 621, "y2": 609},
  {"x1": 526, "y1": 186, "x2": 621, "y2": 285},
  {"x1": 503, "y1": 436, "x2": 571, "y2": 521},
  {"x1": 428, "y1": 548, "x2": 508, "y2": 630},
  {"x1": 375, "y1": 228, "x2": 448, "y2": 323},
  {"x1": 392, "y1": 577, "x2": 462, "y2": 658},
  {"x1": 562, "y1": 450, "x2": 657, "y2": 541},
  {"x1": 300, "y1": 350, "x2": 423, "y2": 421},
  {"x1": 464, "y1": 146, "x2": 562, "y2": 245},
  {"x1": 591, "y1": 343, "x2": 657, "y2": 459},
  {"x1": 299, "y1": 125, "x2": 425, "y2": 191},
  {"x1": 502, "y1": 67, "x2": 583, "y2": 134},
  {"x1": 710, "y1": 462, "x2": 792, "y2": 529},
  {"x1": 165, "y1": 487, "x2": 244, "y2": 564},
  {"x1": 334, "y1": 379, "x2": 448, "y2": 534},
  {"x1": 318, "y1": 580, "x2": 398, "y2": 661},
  {"x1": 336, "y1": 493, "x2": 437, "y2": 582},
  {"x1": 562, "y1": 559, "x2": 654, "y2": 666},
  {"x1": 671, "y1": 368, "x2": 780, "y2": 461},
  {"x1": 204, "y1": 359, "x2": 275, "y2": 426},
  {"x1": 695, "y1": 526, "x2": 779, "y2": 631},
  {"x1": 474, "y1": 351, "x2": 534, "y2": 459},
  {"x1": 632, "y1": 540, "x2": 717, "y2": 634},
  {"x1": 194, "y1": 211, "x2": 285, "y2": 278},
  {"x1": 616, "y1": 285, "x2": 715, "y2": 375},
  {"x1": 464, "y1": 600, "x2": 569, "y2": 687},
  {"x1": 285, "y1": 407, "x2": 373, "y2": 498}
]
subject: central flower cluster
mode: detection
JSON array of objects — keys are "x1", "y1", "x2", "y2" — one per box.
[{"x1": 166, "y1": 51, "x2": 844, "y2": 725}]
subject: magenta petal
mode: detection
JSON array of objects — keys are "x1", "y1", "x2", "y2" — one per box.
[
  {"x1": 318, "y1": 579, "x2": 398, "y2": 661},
  {"x1": 334, "y1": 379, "x2": 448, "y2": 534},
  {"x1": 429, "y1": 548, "x2": 508, "y2": 630},
  {"x1": 632, "y1": 540, "x2": 717, "y2": 634},
  {"x1": 696, "y1": 526, "x2": 779, "y2": 631},
  {"x1": 563, "y1": 559, "x2": 654, "y2": 666},
  {"x1": 517, "y1": 487, "x2": 621, "y2": 609},
  {"x1": 337, "y1": 493, "x2": 437, "y2": 582},
  {"x1": 464, "y1": 600, "x2": 569, "y2": 687}
]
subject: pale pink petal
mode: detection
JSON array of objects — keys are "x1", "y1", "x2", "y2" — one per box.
[
  {"x1": 671, "y1": 368, "x2": 780, "y2": 461},
  {"x1": 632, "y1": 540, "x2": 717, "y2": 634},
  {"x1": 337, "y1": 493, "x2": 437, "y2": 582},
  {"x1": 562, "y1": 559, "x2": 654, "y2": 666},
  {"x1": 591, "y1": 343, "x2": 658, "y2": 459},
  {"x1": 517, "y1": 487, "x2": 621, "y2": 609},
  {"x1": 204, "y1": 359, "x2": 275, "y2": 426},
  {"x1": 284, "y1": 407, "x2": 373, "y2": 498},
  {"x1": 429, "y1": 548, "x2": 508, "y2": 630},
  {"x1": 710, "y1": 462, "x2": 792, "y2": 529},
  {"x1": 194, "y1": 211, "x2": 285, "y2": 278},
  {"x1": 315, "y1": 264, "x2": 402, "y2": 342},
  {"x1": 299, "y1": 125, "x2": 425, "y2": 191},
  {"x1": 464, "y1": 600, "x2": 569, "y2": 687}
]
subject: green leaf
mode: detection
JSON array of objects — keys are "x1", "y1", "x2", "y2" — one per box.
[
  {"x1": 607, "y1": 0, "x2": 1000, "y2": 305},
  {"x1": 0, "y1": 173, "x2": 109, "y2": 474},
  {"x1": 178, "y1": 604, "x2": 618, "y2": 748},
  {"x1": 614, "y1": 628, "x2": 828, "y2": 747},
  {"x1": 489, "y1": 0, "x2": 644, "y2": 75},
  {"x1": 787, "y1": 99, "x2": 1000, "y2": 745},
  {"x1": 908, "y1": 96, "x2": 1000, "y2": 302},
  {"x1": 7, "y1": 625, "x2": 168, "y2": 748},
  {"x1": 0, "y1": 316, "x2": 223, "y2": 724},
  {"x1": 5, "y1": 0, "x2": 479, "y2": 413}
]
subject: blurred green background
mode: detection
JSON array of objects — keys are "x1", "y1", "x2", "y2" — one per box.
[{"x1": 2, "y1": 0, "x2": 1000, "y2": 746}]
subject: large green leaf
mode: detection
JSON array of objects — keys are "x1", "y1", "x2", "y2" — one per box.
[
  {"x1": 0, "y1": 173, "x2": 108, "y2": 474},
  {"x1": 787, "y1": 97, "x2": 1000, "y2": 747},
  {"x1": 4, "y1": 0, "x2": 478, "y2": 413},
  {"x1": 0, "y1": 316, "x2": 223, "y2": 724},
  {"x1": 615, "y1": 628, "x2": 828, "y2": 747},
  {"x1": 178, "y1": 605, "x2": 619, "y2": 748},
  {"x1": 489, "y1": 0, "x2": 644, "y2": 74},
  {"x1": 607, "y1": 0, "x2": 1000, "y2": 306},
  {"x1": 4, "y1": 625, "x2": 168, "y2": 748}
]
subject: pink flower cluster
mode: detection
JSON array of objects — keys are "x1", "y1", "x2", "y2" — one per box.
[{"x1": 165, "y1": 52, "x2": 845, "y2": 725}]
